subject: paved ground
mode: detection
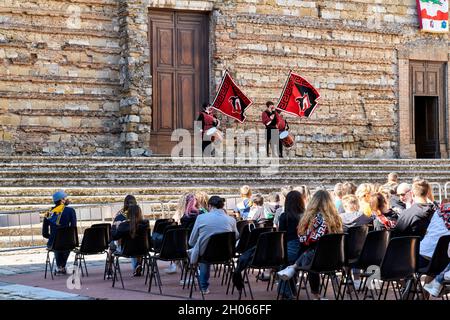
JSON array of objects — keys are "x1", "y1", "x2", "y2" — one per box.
[{"x1": 0, "y1": 248, "x2": 448, "y2": 300}]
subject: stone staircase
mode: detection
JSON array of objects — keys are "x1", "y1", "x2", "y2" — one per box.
[{"x1": 0, "y1": 156, "x2": 450, "y2": 212}]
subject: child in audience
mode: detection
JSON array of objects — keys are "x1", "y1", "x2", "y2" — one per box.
[
  {"x1": 340, "y1": 194, "x2": 373, "y2": 231},
  {"x1": 370, "y1": 192, "x2": 397, "y2": 230},
  {"x1": 277, "y1": 189, "x2": 343, "y2": 300},
  {"x1": 294, "y1": 185, "x2": 311, "y2": 206},
  {"x1": 248, "y1": 194, "x2": 265, "y2": 222},
  {"x1": 234, "y1": 185, "x2": 253, "y2": 219},
  {"x1": 355, "y1": 183, "x2": 373, "y2": 217},
  {"x1": 264, "y1": 192, "x2": 281, "y2": 220},
  {"x1": 333, "y1": 183, "x2": 344, "y2": 212}
]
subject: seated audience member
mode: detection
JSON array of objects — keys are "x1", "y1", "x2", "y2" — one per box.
[
  {"x1": 195, "y1": 191, "x2": 210, "y2": 215},
  {"x1": 423, "y1": 244, "x2": 450, "y2": 297},
  {"x1": 273, "y1": 186, "x2": 294, "y2": 227},
  {"x1": 419, "y1": 199, "x2": 450, "y2": 268},
  {"x1": 277, "y1": 189, "x2": 343, "y2": 300},
  {"x1": 111, "y1": 204, "x2": 149, "y2": 276},
  {"x1": 248, "y1": 194, "x2": 265, "y2": 222},
  {"x1": 277, "y1": 190, "x2": 305, "y2": 299},
  {"x1": 188, "y1": 196, "x2": 239, "y2": 294},
  {"x1": 180, "y1": 193, "x2": 201, "y2": 231},
  {"x1": 234, "y1": 185, "x2": 253, "y2": 219},
  {"x1": 383, "y1": 172, "x2": 398, "y2": 189},
  {"x1": 342, "y1": 182, "x2": 357, "y2": 196},
  {"x1": 340, "y1": 194, "x2": 373, "y2": 231},
  {"x1": 333, "y1": 183, "x2": 344, "y2": 213},
  {"x1": 264, "y1": 192, "x2": 281, "y2": 221},
  {"x1": 370, "y1": 192, "x2": 397, "y2": 231},
  {"x1": 106, "y1": 195, "x2": 137, "y2": 278},
  {"x1": 394, "y1": 180, "x2": 436, "y2": 239},
  {"x1": 391, "y1": 182, "x2": 412, "y2": 214},
  {"x1": 294, "y1": 185, "x2": 311, "y2": 206},
  {"x1": 42, "y1": 190, "x2": 77, "y2": 275},
  {"x1": 355, "y1": 183, "x2": 373, "y2": 217}
]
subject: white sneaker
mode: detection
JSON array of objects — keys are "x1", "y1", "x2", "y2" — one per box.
[
  {"x1": 423, "y1": 279, "x2": 443, "y2": 297},
  {"x1": 201, "y1": 289, "x2": 210, "y2": 295},
  {"x1": 164, "y1": 263, "x2": 177, "y2": 274},
  {"x1": 277, "y1": 265, "x2": 297, "y2": 281},
  {"x1": 444, "y1": 270, "x2": 450, "y2": 281},
  {"x1": 179, "y1": 278, "x2": 193, "y2": 286}
]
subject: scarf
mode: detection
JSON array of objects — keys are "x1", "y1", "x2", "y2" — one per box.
[{"x1": 46, "y1": 204, "x2": 65, "y2": 226}]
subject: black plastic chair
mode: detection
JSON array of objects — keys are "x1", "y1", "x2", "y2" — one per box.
[
  {"x1": 90, "y1": 223, "x2": 111, "y2": 279},
  {"x1": 151, "y1": 220, "x2": 177, "y2": 253},
  {"x1": 351, "y1": 230, "x2": 390, "y2": 294},
  {"x1": 296, "y1": 233, "x2": 346, "y2": 300},
  {"x1": 188, "y1": 232, "x2": 236, "y2": 300},
  {"x1": 256, "y1": 219, "x2": 274, "y2": 228},
  {"x1": 72, "y1": 227, "x2": 107, "y2": 278},
  {"x1": 112, "y1": 231, "x2": 150, "y2": 289},
  {"x1": 363, "y1": 236, "x2": 420, "y2": 300},
  {"x1": 236, "y1": 220, "x2": 255, "y2": 236},
  {"x1": 235, "y1": 223, "x2": 256, "y2": 255},
  {"x1": 147, "y1": 228, "x2": 189, "y2": 294},
  {"x1": 241, "y1": 231, "x2": 286, "y2": 300},
  {"x1": 245, "y1": 227, "x2": 274, "y2": 252},
  {"x1": 416, "y1": 235, "x2": 450, "y2": 299},
  {"x1": 340, "y1": 225, "x2": 369, "y2": 299},
  {"x1": 44, "y1": 226, "x2": 79, "y2": 280}
]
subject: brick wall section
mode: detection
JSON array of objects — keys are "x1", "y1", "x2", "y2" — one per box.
[
  {"x1": 0, "y1": 0, "x2": 123, "y2": 155},
  {"x1": 0, "y1": 0, "x2": 449, "y2": 158}
]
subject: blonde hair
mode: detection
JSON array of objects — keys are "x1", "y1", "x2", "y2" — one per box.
[
  {"x1": 173, "y1": 193, "x2": 190, "y2": 222},
  {"x1": 334, "y1": 183, "x2": 344, "y2": 199},
  {"x1": 298, "y1": 189, "x2": 343, "y2": 235},
  {"x1": 240, "y1": 185, "x2": 252, "y2": 198},
  {"x1": 342, "y1": 194, "x2": 359, "y2": 213},
  {"x1": 195, "y1": 191, "x2": 209, "y2": 210},
  {"x1": 355, "y1": 183, "x2": 372, "y2": 200}
]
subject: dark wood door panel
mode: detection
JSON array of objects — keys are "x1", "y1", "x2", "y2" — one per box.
[
  {"x1": 177, "y1": 72, "x2": 196, "y2": 130},
  {"x1": 149, "y1": 10, "x2": 209, "y2": 154},
  {"x1": 156, "y1": 72, "x2": 175, "y2": 131}
]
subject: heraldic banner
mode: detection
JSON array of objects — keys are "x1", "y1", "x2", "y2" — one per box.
[
  {"x1": 211, "y1": 71, "x2": 253, "y2": 123},
  {"x1": 276, "y1": 71, "x2": 320, "y2": 118},
  {"x1": 417, "y1": 0, "x2": 449, "y2": 33}
]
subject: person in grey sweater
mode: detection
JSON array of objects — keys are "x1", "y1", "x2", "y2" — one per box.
[{"x1": 188, "y1": 196, "x2": 239, "y2": 294}]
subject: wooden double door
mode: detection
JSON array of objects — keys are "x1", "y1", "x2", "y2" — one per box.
[
  {"x1": 410, "y1": 61, "x2": 445, "y2": 158},
  {"x1": 149, "y1": 10, "x2": 209, "y2": 154}
]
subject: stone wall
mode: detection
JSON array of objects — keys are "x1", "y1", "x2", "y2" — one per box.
[
  {"x1": 0, "y1": 0, "x2": 449, "y2": 158},
  {"x1": 0, "y1": 0, "x2": 123, "y2": 155}
]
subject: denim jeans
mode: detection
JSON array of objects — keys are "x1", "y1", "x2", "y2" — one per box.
[
  {"x1": 295, "y1": 248, "x2": 320, "y2": 294},
  {"x1": 54, "y1": 251, "x2": 70, "y2": 268},
  {"x1": 436, "y1": 263, "x2": 450, "y2": 284},
  {"x1": 199, "y1": 263, "x2": 210, "y2": 291},
  {"x1": 278, "y1": 240, "x2": 301, "y2": 298},
  {"x1": 116, "y1": 242, "x2": 139, "y2": 271}
]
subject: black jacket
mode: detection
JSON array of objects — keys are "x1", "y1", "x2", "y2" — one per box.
[
  {"x1": 390, "y1": 196, "x2": 406, "y2": 214},
  {"x1": 111, "y1": 219, "x2": 149, "y2": 241},
  {"x1": 394, "y1": 203, "x2": 436, "y2": 239}
]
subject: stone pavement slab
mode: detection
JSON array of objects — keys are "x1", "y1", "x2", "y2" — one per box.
[{"x1": 0, "y1": 281, "x2": 92, "y2": 300}]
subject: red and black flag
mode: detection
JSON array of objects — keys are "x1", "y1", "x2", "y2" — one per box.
[
  {"x1": 276, "y1": 71, "x2": 320, "y2": 118},
  {"x1": 211, "y1": 71, "x2": 253, "y2": 123}
]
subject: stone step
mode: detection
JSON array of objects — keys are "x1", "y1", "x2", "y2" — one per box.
[
  {"x1": 1, "y1": 176, "x2": 450, "y2": 187},
  {"x1": 1, "y1": 169, "x2": 450, "y2": 178},
  {"x1": 1, "y1": 156, "x2": 450, "y2": 165}
]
